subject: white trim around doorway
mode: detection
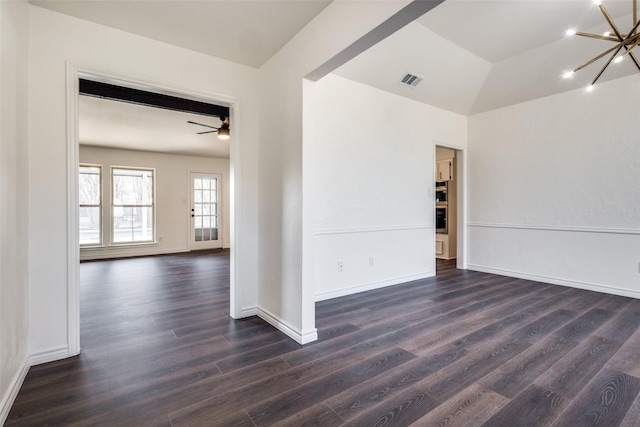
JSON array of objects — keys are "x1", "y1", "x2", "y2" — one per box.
[
  {"x1": 433, "y1": 140, "x2": 467, "y2": 270},
  {"x1": 65, "y1": 63, "x2": 242, "y2": 359}
]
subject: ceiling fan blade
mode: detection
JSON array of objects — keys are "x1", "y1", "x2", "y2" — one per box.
[
  {"x1": 197, "y1": 130, "x2": 217, "y2": 135},
  {"x1": 187, "y1": 120, "x2": 219, "y2": 130}
]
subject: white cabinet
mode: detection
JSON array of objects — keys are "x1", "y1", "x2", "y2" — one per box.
[
  {"x1": 436, "y1": 233, "x2": 456, "y2": 260},
  {"x1": 436, "y1": 159, "x2": 453, "y2": 181},
  {"x1": 435, "y1": 234, "x2": 449, "y2": 259}
]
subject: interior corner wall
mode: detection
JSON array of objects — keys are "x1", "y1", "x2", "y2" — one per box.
[
  {"x1": 467, "y1": 75, "x2": 640, "y2": 298},
  {"x1": 304, "y1": 74, "x2": 467, "y2": 301},
  {"x1": 257, "y1": 1, "x2": 412, "y2": 344},
  {"x1": 0, "y1": 0, "x2": 30, "y2": 423},
  {"x1": 27, "y1": 5, "x2": 259, "y2": 361},
  {"x1": 79, "y1": 147, "x2": 230, "y2": 260}
]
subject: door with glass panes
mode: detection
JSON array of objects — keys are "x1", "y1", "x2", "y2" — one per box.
[{"x1": 189, "y1": 172, "x2": 222, "y2": 250}]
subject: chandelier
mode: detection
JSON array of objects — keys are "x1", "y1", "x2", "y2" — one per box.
[{"x1": 564, "y1": 0, "x2": 640, "y2": 90}]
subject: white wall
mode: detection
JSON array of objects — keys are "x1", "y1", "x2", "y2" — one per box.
[
  {"x1": 258, "y1": 1, "x2": 413, "y2": 344},
  {"x1": 467, "y1": 75, "x2": 640, "y2": 298},
  {"x1": 304, "y1": 74, "x2": 467, "y2": 300},
  {"x1": 79, "y1": 147, "x2": 230, "y2": 260},
  {"x1": 28, "y1": 5, "x2": 259, "y2": 362},
  {"x1": 0, "y1": 0, "x2": 30, "y2": 422}
]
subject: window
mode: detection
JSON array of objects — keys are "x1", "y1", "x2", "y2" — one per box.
[
  {"x1": 79, "y1": 165, "x2": 102, "y2": 246},
  {"x1": 112, "y1": 167, "x2": 154, "y2": 243}
]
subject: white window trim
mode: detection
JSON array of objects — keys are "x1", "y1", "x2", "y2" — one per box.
[
  {"x1": 79, "y1": 163, "x2": 103, "y2": 247},
  {"x1": 110, "y1": 166, "x2": 157, "y2": 245}
]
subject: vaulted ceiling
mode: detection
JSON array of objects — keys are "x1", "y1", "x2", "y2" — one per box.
[
  {"x1": 335, "y1": 0, "x2": 639, "y2": 115},
  {"x1": 32, "y1": 0, "x2": 640, "y2": 155}
]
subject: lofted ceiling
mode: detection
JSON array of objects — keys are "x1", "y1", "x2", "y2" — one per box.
[
  {"x1": 335, "y1": 0, "x2": 639, "y2": 115},
  {"x1": 33, "y1": 0, "x2": 640, "y2": 155}
]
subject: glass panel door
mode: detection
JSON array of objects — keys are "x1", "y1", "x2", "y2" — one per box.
[{"x1": 190, "y1": 172, "x2": 222, "y2": 250}]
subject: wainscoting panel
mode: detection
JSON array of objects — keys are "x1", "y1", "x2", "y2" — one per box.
[
  {"x1": 315, "y1": 225, "x2": 435, "y2": 301},
  {"x1": 467, "y1": 223, "x2": 640, "y2": 298}
]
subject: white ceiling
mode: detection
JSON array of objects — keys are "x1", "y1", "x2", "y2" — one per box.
[
  {"x1": 33, "y1": 0, "x2": 332, "y2": 158},
  {"x1": 335, "y1": 0, "x2": 640, "y2": 115},
  {"x1": 79, "y1": 96, "x2": 231, "y2": 158},
  {"x1": 31, "y1": 0, "x2": 332, "y2": 68},
  {"x1": 34, "y1": 0, "x2": 640, "y2": 154}
]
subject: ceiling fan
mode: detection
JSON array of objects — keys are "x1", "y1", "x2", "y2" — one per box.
[{"x1": 187, "y1": 116, "x2": 230, "y2": 140}]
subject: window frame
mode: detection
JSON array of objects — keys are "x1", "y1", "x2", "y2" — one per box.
[
  {"x1": 79, "y1": 163, "x2": 103, "y2": 247},
  {"x1": 110, "y1": 166, "x2": 156, "y2": 245}
]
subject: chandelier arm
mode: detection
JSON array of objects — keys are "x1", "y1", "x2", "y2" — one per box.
[
  {"x1": 624, "y1": 19, "x2": 640, "y2": 43},
  {"x1": 575, "y1": 31, "x2": 622, "y2": 42},
  {"x1": 635, "y1": 0, "x2": 638, "y2": 35},
  {"x1": 625, "y1": 47, "x2": 640, "y2": 71},
  {"x1": 615, "y1": 27, "x2": 640, "y2": 69},
  {"x1": 591, "y1": 45, "x2": 624, "y2": 85},
  {"x1": 599, "y1": 4, "x2": 626, "y2": 40},
  {"x1": 574, "y1": 43, "x2": 624, "y2": 72},
  {"x1": 621, "y1": 37, "x2": 640, "y2": 58}
]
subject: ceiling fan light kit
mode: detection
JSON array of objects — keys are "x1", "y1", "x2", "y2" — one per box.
[
  {"x1": 217, "y1": 123, "x2": 230, "y2": 140},
  {"x1": 565, "y1": 0, "x2": 640, "y2": 91}
]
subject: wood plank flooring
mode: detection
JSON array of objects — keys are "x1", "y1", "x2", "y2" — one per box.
[{"x1": 7, "y1": 250, "x2": 640, "y2": 426}]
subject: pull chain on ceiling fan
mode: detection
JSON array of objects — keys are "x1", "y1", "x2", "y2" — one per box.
[
  {"x1": 187, "y1": 116, "x2": 230, "y2": 140},
  {"x1": 564, "y1": 0, "x2": 640, "y2": 91}
]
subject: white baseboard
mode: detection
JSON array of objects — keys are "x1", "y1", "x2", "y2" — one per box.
[
  {"x1": 0, "y1": 358, "x2": 29, "y2": 425},
  {"x1": 467, "y1": 264, "x2": 640, "y2": 300},
  {"x1": 257, "y1": 308, "x2": 318, "y2": 345},
  {"x1": 239, "y1": 306, "x2": 258, "y2": 317},
  {"x1": 29, "y1": 345, "x2": 71, "y2": 366},
  {"x1": 315, "y1": 270, "x2": 436, "y2": 302}
]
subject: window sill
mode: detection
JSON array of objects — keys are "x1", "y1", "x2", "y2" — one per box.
[
  {"x1": 80, "y1": 242, "x2": 158, "y2": 251},
  {"x1": 108, "y1": 242, "x2": 158, "y2": 249},
  {"x1": 80, "y1": 245, "x2": 105, "y2": 251}
]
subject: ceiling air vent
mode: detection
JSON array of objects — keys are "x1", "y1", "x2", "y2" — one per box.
[{"x1": 398, "y1": 73, "x2": 423, "y2": 88}]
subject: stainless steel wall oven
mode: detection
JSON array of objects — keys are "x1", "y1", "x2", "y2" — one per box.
[
  {"x1": 435, "y1": 181, "x2": 448, "y2": 234},
  {"x1": 436, "y1": 206, "x2": 447, "y2": 234}
]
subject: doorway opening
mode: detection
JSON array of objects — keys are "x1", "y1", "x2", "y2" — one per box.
[
  {"x1": 434, "y1": 143, "x2": 465, "y2": 275},
  {"x1": 67, "y1": 66, "x2": 239, "y2": 355}
]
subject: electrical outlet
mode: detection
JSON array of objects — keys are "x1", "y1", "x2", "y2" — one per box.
[
  {"x1": 338, "y1": 261, "x2": 344, "y2": 272},
  {"x1": 369, "y1": 256, "x2": 374, "y2": 267}
]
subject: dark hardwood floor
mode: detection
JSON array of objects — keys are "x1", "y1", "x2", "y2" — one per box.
[{"x1": 7, "y1": 251, "x2": 640, "y2": 426}]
